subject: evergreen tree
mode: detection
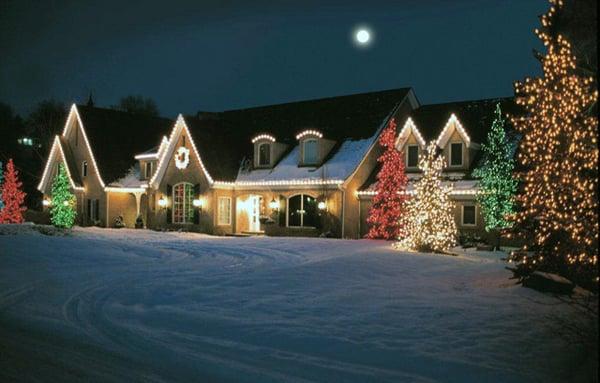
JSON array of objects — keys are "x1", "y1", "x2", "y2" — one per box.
[
  {"x1": 0, "y1": 159, "x2": 26, "y2": 224},
  {"x1": 50, "y1": 164, "x2": 77, "y2": 228},
  {"x1": 509, "y1": 0, "x2": 598, "y2": 285},
  {"x1": 366, "y1": 118, "x2": 408, "y2": 239},
  {"x1": 396, "y1": 142, "x2": 457, "y2": 253},
  {"x1": 473, "y1": 104, "x2": 517, "y2": 232}
]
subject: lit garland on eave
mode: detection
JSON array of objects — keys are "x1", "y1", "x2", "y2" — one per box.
[{"x1": 508, "y1": 0, "x2": 598, "y2": 283}]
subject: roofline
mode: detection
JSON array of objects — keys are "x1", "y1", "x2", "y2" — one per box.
[
  {"x1": 341, "y1": 97, "x2": 407, "y2": 189},
  {"x1": 418, "y1": 96, "x2": 513, "y2": 108},
  {"x1": 199, "y1": 87, "x2": 414, "y2": 114},
  {"x1": 61, "y1": 104, "x2": 106, "y2": 188},
  {"x1": 37, "y1": 135, "x2": 85, "y2": 192}
]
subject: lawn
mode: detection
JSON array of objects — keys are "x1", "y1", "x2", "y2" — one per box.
[{"x1": 0, "y1": 226, "x2": 586, "y2": 382}]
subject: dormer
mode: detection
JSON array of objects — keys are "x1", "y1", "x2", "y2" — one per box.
[
  {"x1": 135, "y1": 136, "x2": 168, "y2": 180},
  {"x1": 296, "y1": 129, "x2": 336, "y2": 166},
  {"x1": 252, "y1": 134, "x2": 288, "y2": 169},
  {"x1": 395, "y1": 117, "x2": 426, "y2": 171},
  {"x1": 435, "y1": 114, "x2": 479, "y2": 171}
]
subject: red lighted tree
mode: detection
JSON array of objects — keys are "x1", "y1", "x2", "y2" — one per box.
[
  {"x1": 366, "y1": 118, "x2": 408, "y2": 239},
  {"x1": 0, "y1": 159, "x2": 27, "y2": 224}
]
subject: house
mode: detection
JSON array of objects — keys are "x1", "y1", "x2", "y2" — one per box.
[
  {"x1": 357, "y1": 97, "x2": 517, "y2": 239},
  {"x1": 37, "y1": 89, "x2": 515, "y2": 239}
]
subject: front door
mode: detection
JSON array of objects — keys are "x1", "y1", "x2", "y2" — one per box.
[{"x1": 249, "y1": 196, "x2": 260, "y2": 232}]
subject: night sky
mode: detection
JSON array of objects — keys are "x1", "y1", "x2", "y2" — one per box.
[{"x1": 1, "y1": 0, "x2": 547, "y2": 117}]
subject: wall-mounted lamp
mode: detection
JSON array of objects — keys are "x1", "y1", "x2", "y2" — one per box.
[
  {"x1": 158, "y1": 196, "x2": 168, "y2": 209},
  {"x1": 269, "y1": 198, "x2": 279, "y2": 211},
  {"x1": 317, "y1": 201, "x2": 327, "y2": 210},
  {"x1": 42, "y1": 199, "x2": 51, "y2": 207},
  {"x1": 192, "y1": 198, "x2": 204, "y2": 210}
]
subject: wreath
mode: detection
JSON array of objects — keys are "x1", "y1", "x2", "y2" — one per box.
[{"x1": 174, "y1": 146, "x2": 190, "y2": 169}]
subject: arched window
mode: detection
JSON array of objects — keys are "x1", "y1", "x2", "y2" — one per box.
[
  {"x1": 173, "y1": 182, "x2": 194, "y2": 224},
  {"x1": 259, "y1": 143, "x2": 271, "y2": 166},
  {"x1": 287, "y1": 194, "x2": 318, "y2": 227},
  {"x1": 303, "y1": 139, "x2": 318, "y2": 164}
]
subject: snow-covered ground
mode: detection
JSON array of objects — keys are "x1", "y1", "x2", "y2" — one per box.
[{"x1": 0, "y1": 226, "x2": 587, "y2": 382}]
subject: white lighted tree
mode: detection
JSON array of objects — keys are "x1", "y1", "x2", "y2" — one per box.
[{"x1": 396, "y1": 142, "x2": 457, "y2": 253}]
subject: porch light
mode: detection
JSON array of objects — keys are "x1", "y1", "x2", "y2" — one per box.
[
  {"x1": 42, "y1": 199, "x2": 51, "y2": 207},
  {"x1": 269, "y1": 198, "x2": 279, "y2": 210},
  {"x1": 158, "y1": 196, "x2": 168, "y2": 208},
  {"x1": 317, "y1": 201, "x2": 327, "y2": 210},
  {"x1": 192, "y1": 198, "x2": 204, "y2": 208}
]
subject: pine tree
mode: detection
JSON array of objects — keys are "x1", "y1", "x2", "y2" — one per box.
[
  {"x1": 396, "y1": 142, "x2": 457, "y2": 253},
  {"x1": 0, "y1": 159, "x2": 27, "y2": 224},
  {"x1": 509, "y1": 0, "x2": 598, "y2": 285},
  {"x1": 50, "y1": 164, "x2": 77, "y2": 228},
  {"x1": 473, "y1": 104, "x2": 517, "y2": 232},
  {"x1": 0, "y1": 161, "x2": 4, "y2": 212},
  {"x1": 365, "y1": 118, "x2": 408, "y2": 239}
]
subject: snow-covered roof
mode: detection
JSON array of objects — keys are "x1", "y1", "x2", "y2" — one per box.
[
  {"x1": 107, "y1": 165, "x2": 145, "y2": 188},
  {"x1": 236, "y1": 136, "x2": 376, "y2": 183}
]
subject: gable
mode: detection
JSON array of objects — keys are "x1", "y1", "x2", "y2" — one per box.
[
  {"x1": 38, "y1": 136, "x2": 84, "y2": 193},
  {"x1": 150, "y1": 116, "x2": 215, "y2": 189},
  {"x1": 396, "y1": 117, "x2": 426, "y2": 151},
  {"x1": 435, "y1": 114, "x2": 472, "y2": 149}
]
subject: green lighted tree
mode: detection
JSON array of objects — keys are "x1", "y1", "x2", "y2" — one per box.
[
  {"x1": 473, "y1": 103, "x2": 517, "y2": 232},
  {"x1": 50, "y1": 164, "x2": 76, "y2": 228}
]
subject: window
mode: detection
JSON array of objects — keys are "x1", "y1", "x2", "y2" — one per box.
[
  {"x1": 218, "y1": 197, "x2": 232, "y2": 225},
  {"x1": 462, "y1": 205, "x2": 476, "y2": 226},
  {"x1": 287, "y1": 194, "x2": 318, "y2": 227},
  {"x1": 145, "y1": 162, "x2": 153, "y2": 179},
  {"x1": 82, "y1": 161, "x2": 88, "y2": 177},
  {"x1": 17, "y1": 137, "x2": 33, "y2": 146},
  {"x1": 407, "y1": 145, "x2": 419, "y2": 168},
  {"x1": 303, "y1": 139, "x2": 318, "y2": 164},
  {"x1": 173, "y1": 183, "x2": 194, "y2": 224},
  {"x1": 450, "y1": 142, "x2": 463, "y2": 166},
  {"x1": 258, "y1": 143, "x2": 271, "y2": 166}
]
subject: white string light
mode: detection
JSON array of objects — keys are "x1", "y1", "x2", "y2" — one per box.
[
  {"x1": 435, "y1": 113, "x2": 471, "y2": 148},
  {"x1": 61, "y1": 104, "x2": 106, "y2": 187},
  {"x1": 251, "y1": 134, "x2": 276, "y2": 143},
  {"x1": 296, "y1": 130, "x2": 323, "y2": 140},
  {"x1": 38, "y1": 136, "x2": 85, "y2": 192},
  {"x1": 150, "y1": 115, "x2": 215, "y2": 187},
  {"x1": 396, "y1": 117, "x2": 426, "y2": 148}
]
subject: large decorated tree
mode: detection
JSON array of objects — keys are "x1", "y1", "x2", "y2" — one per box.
[
  {"x1": 365, "y1": 118, "x2": 408, "y2": 239},
  {"x1": 509, "y1": 0, "x2": 598, "y2": 285},
  {"x1": 0, "y1": 159, "x2": 26, "y2": 224},
  {"x1": 50, "y1": 164, "x2": 77, "y2": 228},
  {"x1": 473, "y1": 104, "x2": 517, "y2": 232},
  {"x1": 396, "y1": 142, "x2": 457, "y2": 253}
]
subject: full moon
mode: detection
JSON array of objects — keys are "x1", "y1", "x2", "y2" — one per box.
[{"x1": 356, "y1": 29, "x2": 370, "y2": 44}]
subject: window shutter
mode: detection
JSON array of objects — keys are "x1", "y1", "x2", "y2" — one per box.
[
  {"x1": 193, "y1": 184, "x2": 201, "y2": 224},
  {"x1": 86, "y1": 199, "x2": 91, "y2": 222},
  {"x1": 94, "y1": 199, "x2": 100, "y2": 222},
  {"x1": 278, "y1": 195, "x2": 286, "y2": 227},
  {"x1": 166, "y1": 184, "x2": 172, "y2": 224}
]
